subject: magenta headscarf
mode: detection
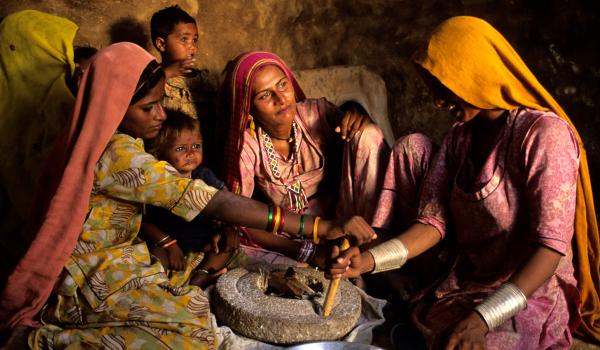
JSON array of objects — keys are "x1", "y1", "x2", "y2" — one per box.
[
  {"x1": 0, "y1": 43, "x2": 155, "y2": 329},
  {"x1": 221, "y1": 51, "x2": 306, "y2": 194}
]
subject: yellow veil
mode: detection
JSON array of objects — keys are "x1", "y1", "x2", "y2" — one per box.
[
  {"x1": 413, "y1": 16, "x2": 600, "y2": 341},
  {"x1": 0, "y1": 10, "x2": 77, "y2": 218}
]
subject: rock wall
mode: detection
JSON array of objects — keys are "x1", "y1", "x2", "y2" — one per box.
[{"x1": 2, "y1": 0, "x2": 599, "y2": 198}]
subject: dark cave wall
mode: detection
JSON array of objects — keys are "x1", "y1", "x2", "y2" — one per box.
[{"x1": 1, "y1": 0, "x2": 599, "y2": 204}]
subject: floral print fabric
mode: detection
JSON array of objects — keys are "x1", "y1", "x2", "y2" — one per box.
[{"x1": 30, "y1": 133, "x2": 219, "y2": 350}]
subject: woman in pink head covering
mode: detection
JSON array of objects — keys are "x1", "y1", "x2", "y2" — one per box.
[
  {"x1": 219, "y1": 51, "x2": 434, "y2": 267},
  {"x1": 0, "y1": 43, "x2": 376, "y2": 348}
]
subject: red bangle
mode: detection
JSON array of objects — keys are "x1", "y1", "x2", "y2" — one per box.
[
  {"x1": 162, "y1": 239, "x2": 178, "y2": 249},
  {"x1": 272, "y1": 206, "x2": 281, "y2": 234}
]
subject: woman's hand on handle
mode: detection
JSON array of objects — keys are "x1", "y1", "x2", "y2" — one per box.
[
  {"x1": 325, "y1": 222, "x2": 442, "y2": 279},
  {"x1": 209, "y1": 226, "x2": 241, "y2": 255},
  {"x1": 325, "y1": 246, "x2": 368, "y2": 279}
]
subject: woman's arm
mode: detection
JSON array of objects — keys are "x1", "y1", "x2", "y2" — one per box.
[
  {"x1": 445, "y1": 246, "x2": 562, "y2": 350},
  {"x1": 246, "y1": 227, "x2": 304, "y2": 258},
  {"x1": 242, "y1": 227, "x2": 337, "y2": 269},
  {"x1": 140, "y1": 222, "x2": 186, "y2": 271},
  {"x1": 139, "y1": 222, "x2": 169, "y2": 244},
  {"x1": 202, "y1": 190, "x2": 376, "y2": 245},
  {"x1": 511, "y1": 245, "x2": 562, "y2": 296},
  {"x1": 327, "y1": 130, "x2": 455, "y2": 278},
  {"x1": 329, "y1": 222, "x2": 441, "y2": 278}
]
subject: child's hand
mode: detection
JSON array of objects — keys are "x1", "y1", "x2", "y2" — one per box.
[
  {"x1": 221, "y1": 226, "x2": 241, "y2": 253},
  {"x1": 163, "y1": 58, "x2": 196, "y2": 78},
  {"x1": 165, "y1": 243, "x2": 186, "y2": 270},
  {"x1": 209, "y1": 226, "x2": 240, "y2": 255}
]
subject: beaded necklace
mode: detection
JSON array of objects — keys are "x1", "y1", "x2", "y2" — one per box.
[{"x1": 261, "y1": 121, "x2": 308, "y2": 213}]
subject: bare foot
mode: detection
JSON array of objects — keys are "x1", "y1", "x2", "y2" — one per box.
[{"x1": 189, "y1": 268, "x2": 227, "y2": 289}]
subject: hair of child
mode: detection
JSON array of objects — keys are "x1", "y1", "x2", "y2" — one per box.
[
  {"x1": 148, "y1": 109, "x2": 201, "y2": 159},
  {"x1": 150, "y1": 5, "x2": 196, "y2": 44},
  {"x1": 73, "y1": 45, "x2": 98, "y2": 64}
]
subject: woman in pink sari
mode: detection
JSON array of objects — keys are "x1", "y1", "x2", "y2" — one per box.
[
  {"x1": 329, "y1": 16, "x2": 600, "y2": 349},
  {"x1": 220, "y1": 51, "x2": 433, "y2": 267}
]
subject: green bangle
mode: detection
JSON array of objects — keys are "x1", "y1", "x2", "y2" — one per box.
[
  {"x1": 299, "y1": 214, "x2": 306, "y2": 240},
  {"x1": 266, "y1": 205, "x2": 274, "y2": 231}
]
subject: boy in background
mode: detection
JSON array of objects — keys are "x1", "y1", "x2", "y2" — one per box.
[{"x1": 150, "y1": 5, "x2": 213, "y2": 121}]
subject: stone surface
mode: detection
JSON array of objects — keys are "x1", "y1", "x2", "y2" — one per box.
[
  {"x1": 212, "y1": 265, "x2": 361, "y2": 344},
  {"x1": 296, "y1": 66, "x2": 395, "y2": 147}
]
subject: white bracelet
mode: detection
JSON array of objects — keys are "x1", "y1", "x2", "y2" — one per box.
[
  {"x1": 367, "y1": 238, "x2": 408, "y2": 274},
  {"x1": 474, "y1": 282, "x2": 527, "y2": 331},
  {"x1": 296, "y1": 240, "x2": 315, "y2": 263}
]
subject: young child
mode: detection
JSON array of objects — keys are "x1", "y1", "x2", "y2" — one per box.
[
  {"x1": 150, "y1": 5, "x2": 213, "y2": 121},
  {"x1": 141, "y1": 110, "x2": 243, "y2": 287}
]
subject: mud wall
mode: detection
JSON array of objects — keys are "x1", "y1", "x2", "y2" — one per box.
[{"x1": 2, "y1": 0, "x2": 599, "y2": 198}]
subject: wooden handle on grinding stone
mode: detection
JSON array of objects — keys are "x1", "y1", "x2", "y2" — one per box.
[{"x1": 322, "y1": 237, "x2": 351, "y2": 317}]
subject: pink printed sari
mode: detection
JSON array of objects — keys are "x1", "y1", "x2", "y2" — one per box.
[{"x1": 220, "y1": 51, "x2": 390, "y2": 262}]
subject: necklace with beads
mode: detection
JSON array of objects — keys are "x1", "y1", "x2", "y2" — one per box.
[{"x1": 261, "y1": 121, "x2": 308, "y2": 213}]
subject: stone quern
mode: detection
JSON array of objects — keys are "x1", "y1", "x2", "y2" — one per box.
[{"x1": 212, "y1": 265, "x2": 361, "y2": 344}]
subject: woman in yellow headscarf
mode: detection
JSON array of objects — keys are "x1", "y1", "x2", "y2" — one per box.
[
  {"x1": 0, "y1": 9, "x2": 78, "y2": 289},
  {"x1": 328, "y1": 16, "x2": 599, "y2": 349},
  {"x1": 0, "y1": 9, "x2": 78, "y2": 216}
]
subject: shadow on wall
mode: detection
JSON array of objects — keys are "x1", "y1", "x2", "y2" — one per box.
[{"x1": 108, "y1": 17, "x2": 149, "y2": 49}]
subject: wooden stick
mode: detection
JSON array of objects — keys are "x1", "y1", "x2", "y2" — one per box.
[{"x1": 322, "y1": 238, "x2": 350, "y2": 317}]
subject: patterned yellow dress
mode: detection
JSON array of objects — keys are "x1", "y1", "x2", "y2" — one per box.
[{"x1": 29, "y1": 133, "x2": 219, "y2": 350}]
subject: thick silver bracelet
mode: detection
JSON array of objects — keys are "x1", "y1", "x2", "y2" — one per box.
[
  {"x1": 367, "y1": 238, "x2": 408, "y2": 274},
  {"x1": 474, "y1": 282, "x2": 527, "y2": 331}
]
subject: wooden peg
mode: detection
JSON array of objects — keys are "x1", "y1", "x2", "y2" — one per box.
[{"x1": 322, "y1": 237, "x2": 351, "y2": 317}]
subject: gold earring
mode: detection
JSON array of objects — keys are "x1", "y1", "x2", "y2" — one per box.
[{"x1": 247, "y1": 114, "x2": 256, "y2": 138}]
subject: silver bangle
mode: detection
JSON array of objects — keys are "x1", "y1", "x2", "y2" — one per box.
[
  {"x1": 474, "y1": 282, "x2": 527, "y2": 331},
  {"x1": 367, "y1": 238, "x2": 408, "y2": 274}
]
